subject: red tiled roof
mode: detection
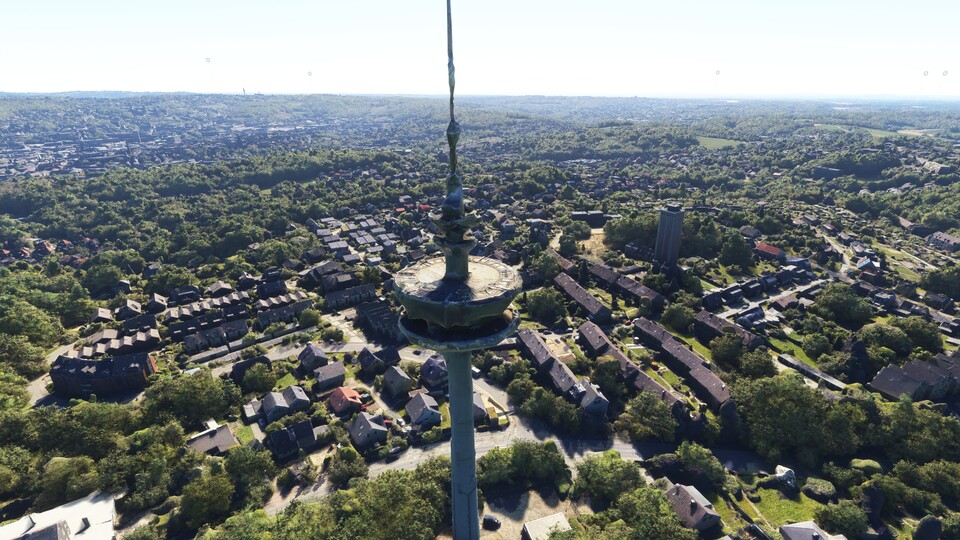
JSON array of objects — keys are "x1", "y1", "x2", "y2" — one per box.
[{"x1": 755, "y1": 243, "x2": 784, "y2": 256}]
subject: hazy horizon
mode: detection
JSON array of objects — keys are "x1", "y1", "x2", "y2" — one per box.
[{"x1": 3, "y1": 0, "x2": 959, "y2": 98}]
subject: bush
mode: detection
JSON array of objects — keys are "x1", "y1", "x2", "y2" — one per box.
[
  {"x1": 421, "y1": 427, "x2": 444, "y2": 444},
  {"x1": 849, "y1": 459, "x2": 883, "y2": 477},
  {"x1": 802, "y1": 478, "x2": 837, "y2": 502},
  {"x1": 814, "y1": 500, "x2": 869, "y2": 539}
]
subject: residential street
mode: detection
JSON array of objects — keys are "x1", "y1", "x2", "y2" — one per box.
[{"x1": 263, "y1": 411, "x2": 767, "y2": 516}]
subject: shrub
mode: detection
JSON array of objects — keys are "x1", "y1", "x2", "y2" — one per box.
[
  {"x1": 802, "y1": 478, "x2": 837, "y2": 502},
  {"x1": 849, "y1": 459, "x2": 883, "y2": 477}
]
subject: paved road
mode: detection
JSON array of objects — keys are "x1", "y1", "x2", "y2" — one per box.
[
  {"x1": 209, "y1": 332, "x2": 369, "y2": 377},
  {"x1": 27, "y1": 344, "x2": 74, "y2": 406},
  {"x1": 263, "y1": 411, "x2": 767, "y2": 516},
  {"x1": 718, "y1": 279, "x2": 827, "y2": 320}
]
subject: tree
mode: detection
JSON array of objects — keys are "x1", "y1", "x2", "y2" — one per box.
[
  {"x1": 661, "y1": 304, "x2": 695, "y2": 331},
  {"x1": 719, "y1": 234, "x2": 753, "y2": 267},
  {"x1": 241, "y1": 363, "x2": 276, "y2": 394},
  {"x1": 82, "y1": 264, "x2": 125, "y2": 295},
  {"x1": 558, "y1": 234, "x2": 578, "y2": 257},
  {"x1": 145, "y1": 266, "x2": 199, "y2": 295},
  {"x1": 814, "y1": 501, "x2": 868, "y2": 539},
  {"x1": 802, "y1": 334, "x2": 832, "y2": 360},
  {"x1": 810, "y1": 283, "x2": 873, "y2": 327},
  {"x1": 35, "y1": 456, "x2": 100, "y2": 510},
  {"x1": 328, "y1": 447, "x2": 368, "y2": 487},
  {"x1": 181, "y1": 473, "x2": 235, "y2": 530},
  {"x1": 920, "y1": 265, "x2": 960, "y2": 300},
  {"x1": 143, "y1": 371, "x2": 240, "y2": 428},
  {"x1": 0, "y1": 302, "x2": 65, "y2": 350},
  {"x1": 526, "y1": 288, "x2": 568, "y2": 327},
  {"x1": 890, "y1": 316, "x2": 943, "y2": 353},
  {"x1": 592, "y1": 358, "x2": 625, "y2": 403},
  {"x1": 0, "y1": 370, "x2": 29, "y2": 410},
  {"x1": 733, "y1": 375, "x2": 837, "y2": 467},
  {"x1": 0, "y1": 333, "x2": 45, "y2": 378},
  {"x1": 710, "y1": 332, "x2": 743, "y2": 366},
  {"x1": 858, "y1": 323, "x2": 912, "y2": 356},
  {"x1": 299, "y1": 308, "x2": 322, "y2": 328},
  {"x1": 614, "y1": 392, "x2": 677, "y2": 442},
  {"x1": 586, "y1": 487, "x2": 696, "y2": 540},
  {"x1": 224, "y1": 446, "x2": 276, "y2": 507},
  {"x1": 739, "y1": 350, "x2": 777, "y2": 378},
  {"x1": 676, "y1": 441, "x2": 726, "y2": 486},
  {"x1": 573, "y1": 451, "x2": 646, "y2": 509}
]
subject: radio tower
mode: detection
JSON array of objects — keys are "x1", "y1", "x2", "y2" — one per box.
[{"x1": 393, "y1": 1, "x2": 521, "y2": 538}]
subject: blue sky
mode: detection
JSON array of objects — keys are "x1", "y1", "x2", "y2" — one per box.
[{"x1": 3, "y1": 0, "x2": 958, "y2": 98}]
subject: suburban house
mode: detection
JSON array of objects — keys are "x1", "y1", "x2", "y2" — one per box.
[
  {"x1": 355, "y1": 300, "x2": 404, "y2": 342},
  {"x1": 50, "y1": 353, "x2": 157, "y2": 399},
  {"x1": 579, "y1": 382, "x2": 609, "y2": 418},
  {"x1": 928, "y1": 231, "x2": 960, "y2": 252},
  {"x1": 313, "y1": 361, "x2": 347, "y2": 394},
  {"x1": 780, "y1": 521, "x2": 848, "y2": 540},
  {"x1": 383, "y1": 365, "x2": 415, "y2": 396},
  {"x1": 206, "y1": 280, "x2": 235, "y2": 298},
  {"x1": 545, "y1": 248, "x2": 575, "y2": 274},
  {"x1": 187, "y1": 423, "x2": 239, "y2": 457},
  {"x1": 522, "y1": 513, "x2": 572, "y2": 540},
  {"x1": 0, "y1": 491, "x2": 117, "y2": 540},
  {"x1": 869, "y1": 354, "x2": 960, "y2": 402},
  {"x1": 554, "y1": 273, "x2": 612, "y2": 323},
  {"x1": 473, "y1": 392, "x2": 491, "y2": 424},
  {"x1": 693, "y1": 310, "x2": 763, "y2": 351},
  {"x1": 263, "y1": 386, "x2": 311, "y2": 423},
  {"x1": 754, "y1": 242, "x2": 786, "y2": 262},
  {"x1": 298, "y1": 343, "x2": 329, "y2": 372},
  {"x1": 89, "y1": 307, "x2": 113, "y2": 323},
  {"x1": 406, "y1": 393, "x2": 442, "y2": 427},
  {"x1": 577, "y1": 321, "x2": 611, "y2": 357},
  {"x1": 329, "y1": 386, "x2": 363, "y2": 415},
  {"x1": 256, "y1": 300, "x2": 314, "y2": 331},
  {"x1": 115, "y1": 299, "x2": 142, "y2": 320},
  {"x1": 517, "y1": 328, "x2": 559, "y2": 371},
  {"x1": 420, "y1": 355, "x2": 449, "y2": 391},
  {"x1": 257, "y1": 280, "x2": 288, "y2": 298},
  {"x1": 634, "y1": 318, "x2": 731, "y2": 410},
  {"x1": 546, "y1": 357, "x2": 578, "y2": 398},
  {"x1": 665, "y1": 484, "x2": 721, "y2": 531},
  {"x1": 588, "y1": 262, "x2": 665, "y2": 312},
  {"x1": 357, "y1": 347, "x2": 400, "y2": 375},
  {"x1": 268, "y1": 420, "x2": 330, "y2": 461},
  {"x1": 184, "y1": 320, "x2": 248, "y2": 354},
  {"x1": 348, "y1": 412, "x2": 388, "y2": 448},
  {"x1": 324, "y1": 283, "x2": 377, "y2": 310}
]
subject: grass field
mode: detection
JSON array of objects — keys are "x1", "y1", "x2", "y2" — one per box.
[
  {"x1": 752, "y1": 488, "x2": 824, "y2": 529},
  {"x1": 767, "y1": 335, "x2": 816, "y2": 367},
  {"x1": 672, "y1": 331, "x2": 714, "y2": 361},
  {"x1": 234, "y1": 424, "x2": 254, "y2": 444},
  {"x1": 813, "y1": 123, "x2": 918, "y2": 138},
  {"x1": 274, "y1": 372, "x2": 297, "y2": 390},
  {"x1": 706, "y1": 492, "x2": 749, "y2": 534},
  {"x1": 698, "y1": 136, "x2": 742, "y2": 149},
  {"x1": 440, "y1": 402, "x2": 451, "y2": 430}
]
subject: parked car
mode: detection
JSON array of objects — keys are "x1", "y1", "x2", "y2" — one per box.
[{"x1": 482, "y1": 515, "x2": 501, "y2": 531}]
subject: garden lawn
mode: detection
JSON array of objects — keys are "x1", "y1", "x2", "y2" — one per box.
[{"x1": 752, "y1": 488, "x2": 824, "y2": 529}]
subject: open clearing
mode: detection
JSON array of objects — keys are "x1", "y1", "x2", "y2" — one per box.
[
  {"x1": 698, "y1": 136, "x2": 742, "y2": 149},
  {"x1": 435, "y1": 489, "x2": 587, "y2": 539},
  {"x1": 813, "y1": 123, "x2": 921, "y2": 138}
]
